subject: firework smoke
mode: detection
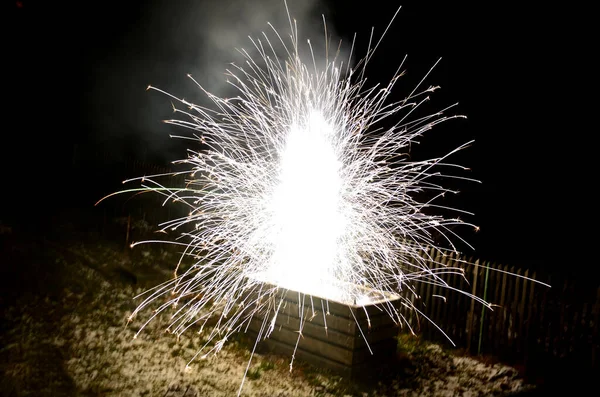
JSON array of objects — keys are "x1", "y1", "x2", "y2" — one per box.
[{"x1": 111, "y1": 2, "x2": 489, "y2": 394}]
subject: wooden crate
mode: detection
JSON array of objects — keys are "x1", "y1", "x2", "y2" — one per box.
[{"x1": 247, "y1": 286, "x2": 401, "y2": 377}]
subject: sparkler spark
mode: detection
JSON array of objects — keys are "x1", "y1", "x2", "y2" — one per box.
[{"x1": 101, "y1": 3, "x2": 501, "y2": 394}]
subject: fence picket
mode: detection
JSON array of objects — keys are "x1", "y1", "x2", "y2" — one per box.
[
  {"x1": 466, "y1": 259, "x2": 479, "y2": 352},
  {"x1": 516, "y1": 269, "x2": 528, "y2": 353}
]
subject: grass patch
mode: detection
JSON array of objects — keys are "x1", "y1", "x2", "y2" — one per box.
[{"x1": 247, "y1": 359, "x2": 277, "y2": 380}]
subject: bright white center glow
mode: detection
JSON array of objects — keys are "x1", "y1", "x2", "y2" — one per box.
[{"x1": 258, "y1": 110, "x2": 349, "y2": 299}]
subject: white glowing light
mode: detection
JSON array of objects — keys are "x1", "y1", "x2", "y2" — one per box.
[{"x1": 260, "y1": 110, "x2": 348, "y2": 299}]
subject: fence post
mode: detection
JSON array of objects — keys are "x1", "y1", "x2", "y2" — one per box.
[
  {"x1": 524, "y1": 271, "x2": 536, "y2": 366},
  {"x1": 434, "y1": 251, "x2": 450, "y2": 334},
  {"x1": 496, "y1": 264, "x2": 509, "y2": 354},
  {"x1": 478, "y1": 260, "x2": 490, "y2": 355},
  {"x1": 517, "y1": 269, "x2": 529, "y2": 354},
  {"x1": 466, "y1": 259, "x2": 479, "y2": 353}
]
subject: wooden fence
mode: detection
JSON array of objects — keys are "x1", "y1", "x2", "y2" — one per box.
[{"x1": 399, "y1": 244, "x2": 600, "y2": 369}]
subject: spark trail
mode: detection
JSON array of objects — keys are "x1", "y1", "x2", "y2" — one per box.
[{"x1": 103, "y1": 3, "x2": 504, "y2": 394}]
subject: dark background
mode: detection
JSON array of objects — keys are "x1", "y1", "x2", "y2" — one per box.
[{"x1": 6, "y1": 1, "x2": 588, "y2": 278}]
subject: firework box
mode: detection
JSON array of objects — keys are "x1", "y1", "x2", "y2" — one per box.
[{"x1": 247, "y1": 285, "x2": 401, "y2": 378}]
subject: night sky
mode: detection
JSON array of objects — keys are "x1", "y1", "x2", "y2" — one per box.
[{"x1": 7, "y1": 1, "x2": 586, "y2": 276}]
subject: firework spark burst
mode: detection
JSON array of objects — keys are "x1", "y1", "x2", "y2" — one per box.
[{"x1": 101, "y1": 3, "x2": 501, "y2": 394}]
